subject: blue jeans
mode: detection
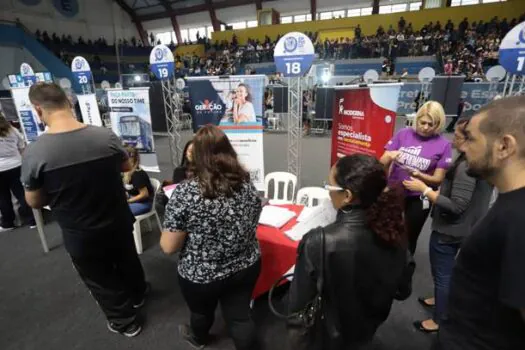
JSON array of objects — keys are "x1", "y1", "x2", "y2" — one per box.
[
  {"x1": 429, "y1": 231, "x2": 461, "y2": 324},
  {"x1": 129, "y1": 202, "x2": 152, "y2": 216}
]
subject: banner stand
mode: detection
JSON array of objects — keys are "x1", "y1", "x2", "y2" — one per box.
[
  {"x1": 150, "y1": 44, "x2": 182, "y2": 168},
  {"x1": 161, "y1": 78, "x2": 183, "y2": 168},
  {"x1": 287, "y1": 76, "x2": 303, "y2": 188},
  {"x1": 71, "y1": 56, "x2": 102, "y2": 126}
]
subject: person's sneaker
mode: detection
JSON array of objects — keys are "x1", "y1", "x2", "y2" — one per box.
[
  {"x1": 179, "y1": 324, "x2": 206, "y2": 349},
  {"x1": 0, "y1": 226, "x2": 15, "y2": 233},
  {"x1": 133, "y1": 282, "x2": 151, "y2": 308},
  {"x1": 107, "y1": 321, "x2": 142, "y2": 337}
]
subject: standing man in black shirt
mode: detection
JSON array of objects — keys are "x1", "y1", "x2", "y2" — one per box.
[
  {"x1": 434, "y1": 95, "x2": 525, "y2": 349},
  {"x1": 21, "y1": 83, "x2": 148, "y2": 337}
]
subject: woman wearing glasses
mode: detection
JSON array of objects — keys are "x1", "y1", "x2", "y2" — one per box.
[
  {"x1": 287, "y1": 154, "x2": 408, "y2": 349},
  {"x1": 380, "y1": 101, "x2": 452, "y2": 255}
]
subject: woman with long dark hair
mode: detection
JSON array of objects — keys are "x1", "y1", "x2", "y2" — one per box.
[
  {"x1": 403, "y1": 119, "x2": 493, "y2": 333},
  {"x1": 171, "y1": 140, "x2": 193, "y2": 184},
  {"x1": 161, "y1": 125, "x2": 262, "y2": 350},
  {"x1": 0, "y1": 113, "x2": 34, "y2": 231},
  {"x1": 287, "y1": 154, "x2": 408, "y2": 349}
]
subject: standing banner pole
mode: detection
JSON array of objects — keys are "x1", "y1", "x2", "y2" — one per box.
[
  {"x1": 274, "y1": 32, "x2": 315, "y2": 188},
  {"x1": 150, "y1": 44, "x2": 179, "y2": 167}
]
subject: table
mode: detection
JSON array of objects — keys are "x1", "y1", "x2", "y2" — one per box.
[{"x1": 253, "y1": 204, "x2": 303, "y2": 299}]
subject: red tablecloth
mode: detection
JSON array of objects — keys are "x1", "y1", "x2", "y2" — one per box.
[{"x1": 253, "y1": 204, "x2": 303, "y2": 299}]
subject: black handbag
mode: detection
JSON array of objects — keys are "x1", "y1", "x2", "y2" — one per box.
[{"x1": 268, "y1": 229, "x2": 325, "y2": 348}]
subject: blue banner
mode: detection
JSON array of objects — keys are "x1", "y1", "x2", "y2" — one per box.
[
  {"x1": 19, "y1": 110, "x2": 39, "y2": 141},
  {"x1": 396, "y1": 82, "x2": 503, "y2": 116},
  {"x1": 187, "y1": 79, "x2": 226, "y2": 131}
]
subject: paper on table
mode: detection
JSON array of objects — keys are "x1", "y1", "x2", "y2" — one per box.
[
  {"x1": 258, "y1": 205, "x2": 297, "y2": 228},
  {"x1": 285, "y1": 201, "x2": 337, "y2": 241},
  {"x1": 163, "y1": 184, "x2": 178, "y2": 199}
]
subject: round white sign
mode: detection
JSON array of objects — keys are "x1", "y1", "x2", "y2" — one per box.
[{"x1": 274, "y1": 32, "x2": 315, "y2": 77}]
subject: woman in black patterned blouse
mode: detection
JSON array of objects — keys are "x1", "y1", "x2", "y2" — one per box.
[{"x1": 161, "y1": 125, "x2": 262, "y2": 350}]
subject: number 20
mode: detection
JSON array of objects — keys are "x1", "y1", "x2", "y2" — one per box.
[{"x1": 285, "y1": 62, "x2": 301, "y2": 75}]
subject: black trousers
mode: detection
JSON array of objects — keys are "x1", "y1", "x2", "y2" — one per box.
[
  {"x1": 405, "y1": 196, "x2": 431, "y2": 255},
  {"x1": 0, "y1": 166, "x2": 32, "y2": 227},
  {"x1": 70, "y1": 228, "x2": 146, "y2": 331},
  {"x1": 178, "y1": 259, "x2": 261, "y2": 350}
]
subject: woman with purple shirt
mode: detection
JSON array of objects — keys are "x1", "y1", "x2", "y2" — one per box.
[{"x1": 380, "y1": 101, "x2": 452, "y2": 255}]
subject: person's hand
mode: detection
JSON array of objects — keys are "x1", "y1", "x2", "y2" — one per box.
[
  {"x1": 386, "y1": 150, "x2": 401, "y2": 162},
  {"x1": 403, "y1": 177, "x2": 428, "y2": 193},
  {"x1": 411, "y1": 169, "x2": 422, "y2": 178}
]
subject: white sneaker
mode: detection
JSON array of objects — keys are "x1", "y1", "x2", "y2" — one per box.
[{"x1": 0, "y1": 226, "x2": 15, "y2": 232}]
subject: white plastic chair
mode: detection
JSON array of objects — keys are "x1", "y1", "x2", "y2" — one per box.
[
  {"x1": 132, "y1": 178, "x2": 162, "y2": 254},
  {"x1": 264, "y1": 172, "x2": 297, "y2": 205},
  {"x1": 296, "y1": 187, "x2": 330, "y2": 207}
]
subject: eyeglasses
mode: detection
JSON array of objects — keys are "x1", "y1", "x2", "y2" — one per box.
[{"x1": 323, "y1": 181, "x2": 344, "y2": 192}]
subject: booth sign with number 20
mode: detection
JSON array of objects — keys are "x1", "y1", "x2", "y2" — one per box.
[{"x1": 274, "y1": 32, "x2": 315, "y2": 77}]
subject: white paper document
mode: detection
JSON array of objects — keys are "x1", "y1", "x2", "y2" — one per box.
[
  {"x1": 258, "y1": 205, "x2": 297, "y2": 228},
  {"x1": 284, "y1": 201, "x2": 337, "y2": 241}
]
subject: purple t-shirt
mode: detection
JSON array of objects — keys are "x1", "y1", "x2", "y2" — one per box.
[{"x1": 385, "y1": 128, "x2": 452, "y2": 197}]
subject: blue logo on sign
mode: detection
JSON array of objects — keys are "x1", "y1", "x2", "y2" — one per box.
[
  {"x1": 155, "y1": 48, "x2": 164, "y2": 61},
  {"x1": 284, "y1": 37, "x2": 298, "y2": 53},
  {"x1": 22, "y1": 65, "x2": 30, "y2": 75},
  {"x1": 74, "y1": 59, "x2": 84, "y2": 70},
  {"x1": 53, "y1": 0, "x2": 79, "y2": 18},
  {"x1": 517, "y1": 29, "x2": 525, "y2": 45}
]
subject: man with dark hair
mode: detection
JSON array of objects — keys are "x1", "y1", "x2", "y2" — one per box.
[
  {"x1": 21, "y1": 83, "x2": 148, "y2": 337},
  {"x1": 434, "y1": 95, "x2": 525, "y2": 349}
]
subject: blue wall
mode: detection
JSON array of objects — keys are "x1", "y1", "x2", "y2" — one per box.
[{"x1": 0, "y1": 24, "x2": 79, "y2": 92}]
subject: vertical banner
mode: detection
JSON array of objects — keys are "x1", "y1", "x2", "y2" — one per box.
[
  {"x1": 107, "y1": 88, "x2": 160, "y2": 172},
  {"x1": 11, "y1": 87, "x2": 44, "y2": 142},
  {"x1": 331, "y1": 84, "x2": 402, "y2": 166},
  {"x1": 186, "y1": 75, "x2": 266, "y2": 190},
  {"x1": 77, "y1": 94, "x2": 102, "y2": 126}
]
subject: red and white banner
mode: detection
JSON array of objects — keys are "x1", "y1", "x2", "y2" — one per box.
[{"x1": 330, "y1": 84, "x2": 402, "y2": 165}]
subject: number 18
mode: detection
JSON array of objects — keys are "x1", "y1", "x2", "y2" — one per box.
[
  {"x1": 517, "y1": 56, "x2": 525, "y2": 72},
  {"x1": 285, "y1": 62, "x2": 301, "y2": 75}
]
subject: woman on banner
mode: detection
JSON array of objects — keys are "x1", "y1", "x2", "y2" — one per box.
[
  {"x1": 124, "y1": 146, "x2": 154, "y2": 216},
  {"x1": 233, "y1": 83, "x2": 256, "y2": 124},
  {"x1": 0, "y1": 113, "x2": 35, "y2": 231},
  {"x1": 287, "y1": 154, "x2": 408, "y2": 349},
  {"x1": 402, "y1": 119, "x2": 492, "y2": 333},
  {"x1": 380, "y1": 101, "x2": 452, "y2": 255},
  {"x1": 160, "y1": 125, "x2": 262, "y2": 350}
]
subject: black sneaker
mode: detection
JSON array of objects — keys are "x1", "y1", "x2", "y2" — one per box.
[
  {"x1": 179, "y1": 324, "x2": 206, "y2": 349},
  {"x1": 133, "y1": 282, "x2": 151, "y2": 309},
  {"x1": 107, "y1": 321, "x2": 142, "y2": 337}
]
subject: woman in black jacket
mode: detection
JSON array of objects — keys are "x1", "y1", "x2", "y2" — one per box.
[
  {"x1": 403, "y1": 119, "x2": 493, "y2": 333},
  {"x1": 287, "y1": 154, "x2": 408, "y2": 350}
]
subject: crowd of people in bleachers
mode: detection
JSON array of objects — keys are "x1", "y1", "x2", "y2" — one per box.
[{"x1": 33, "y1": 13, "x2": 525, "y2": 81}]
